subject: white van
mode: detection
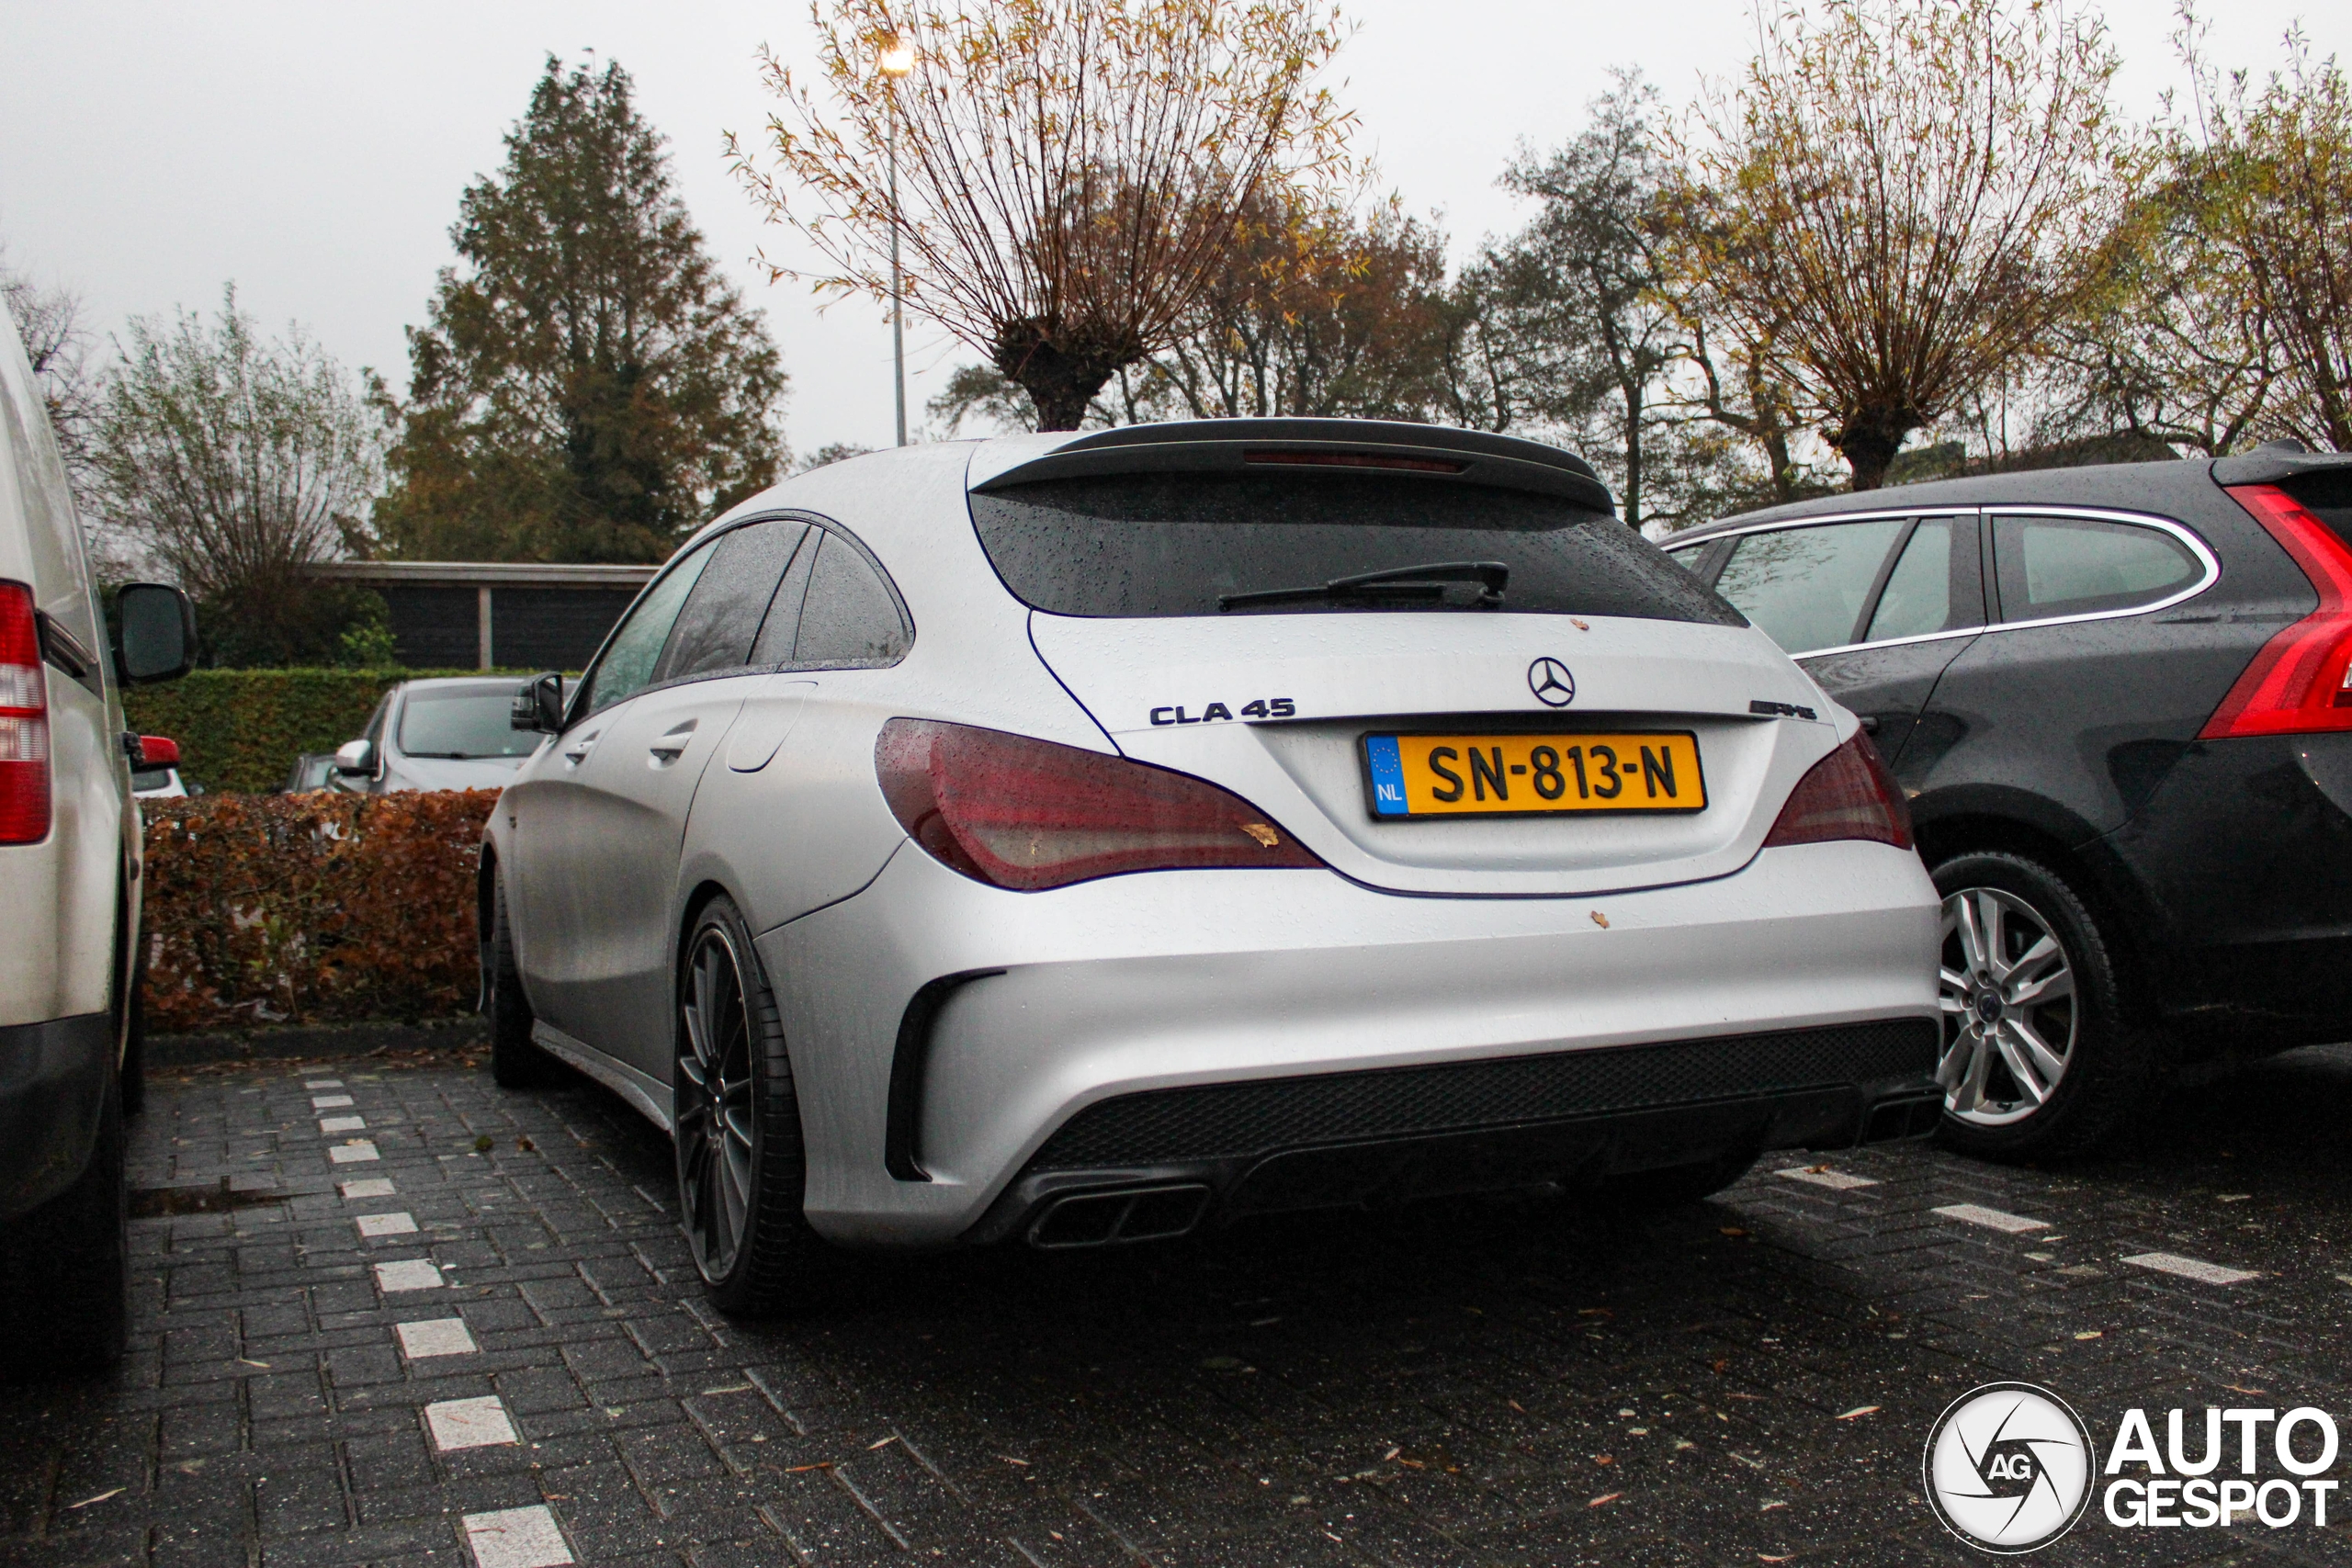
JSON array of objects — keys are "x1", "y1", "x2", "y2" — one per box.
[{"x1": 0, "y1": 322, "x2": 194, "y2": 1376}]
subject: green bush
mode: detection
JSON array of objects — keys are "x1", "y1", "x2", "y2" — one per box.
[{"x1": 121, "y1": 667, "x2": 526, "y2": 794}]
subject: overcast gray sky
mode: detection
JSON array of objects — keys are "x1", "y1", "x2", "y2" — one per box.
[{"x1": 3, "y1": 1, "x2": 2342, "y2": 464}]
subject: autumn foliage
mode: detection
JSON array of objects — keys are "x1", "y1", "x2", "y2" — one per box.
[{"x1": 141, "y1": 790, "x2": 496, "y2": 1032}]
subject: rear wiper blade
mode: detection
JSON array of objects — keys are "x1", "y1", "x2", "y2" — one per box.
[{"x1": 1218, "y1": 560, "x2": 1509, "y2": 612}]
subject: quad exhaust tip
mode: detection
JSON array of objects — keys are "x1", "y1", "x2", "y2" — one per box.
[
  {"x1": 1028, "y1": 1184, "x2": 1212, "y2": 1249},
  {"x1": 1862, "y1": 1095, "x2": 1944, "y2": 1144}
]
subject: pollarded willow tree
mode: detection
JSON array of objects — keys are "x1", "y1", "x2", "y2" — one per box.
[
  {"x1": 1669, "y1": 0, "x2": 2140, "y2": 490},
  {"x1": 729, "y1": 0, "x2": 1354, "y2": 430}
]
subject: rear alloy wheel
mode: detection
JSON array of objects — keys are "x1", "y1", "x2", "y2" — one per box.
[
  {"x1": 673, "y1": 897, "x2": 822, "y2": 1315},
  {"x1": 1932, "y1": 852, "x2": 2148, "y2": 1161}
]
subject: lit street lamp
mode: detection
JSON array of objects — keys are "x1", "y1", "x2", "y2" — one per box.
[{"x1": 879, "y1": 37, "x2": 914, "y2": 446}]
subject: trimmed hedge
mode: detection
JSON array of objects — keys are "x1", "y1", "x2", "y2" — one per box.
[
  {"x1": 121, "y1": 667, "x2": 524, "y2": 794},
  {"x1": 141, "y1": 790, "x2": 496, "y2": 1032}
]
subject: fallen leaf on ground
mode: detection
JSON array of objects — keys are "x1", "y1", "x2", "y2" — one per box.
[
  {"x1": 1589, "y1": 1492, "x2": 1622, "y2": 1506},
  {"x1": 67, "y1": 1489, "x2": 124, "y2": 1509},
  {"x1": 1837, "y1": 1405, "x2": 1880, "y2": 1420}
]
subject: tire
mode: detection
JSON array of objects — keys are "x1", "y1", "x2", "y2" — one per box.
[
  {"x1": 1598, "y1": 1149, "x2": 1758, "y2": 1214},
  {"x1": 486, "y1": 874, "x2": 560, "y2": 1089},
  {"x1": 0, "y1": 1071, "x2": 130, "y2": 1380},
  {"x1": 673, "y1": 895, "x2": 826, "y2": 1316},
  {"x1": 1931, "y1": 851, "x2": 2151, "y2": 1161}
]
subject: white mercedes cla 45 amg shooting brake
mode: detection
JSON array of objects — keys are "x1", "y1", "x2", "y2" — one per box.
[{"x1": 481, "y1": 420, "x2": 1941, "y2": 1314}]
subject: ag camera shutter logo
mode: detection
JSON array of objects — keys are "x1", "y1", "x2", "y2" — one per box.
[{"x1": 1924, "y1": 1382, "x2": 2096, "y2": 1552}]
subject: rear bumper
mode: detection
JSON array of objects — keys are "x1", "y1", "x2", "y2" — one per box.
[
  {"x1": 2101, "y1": 734, "x2": 2352, "y2": 1047},
  {"x1": 0, "y1": 1012, "x2": 113, "y2": 1224},
  {"x1": 966, "y1": 1021, "x2": 1941, "y2": 1247},
  {"x1": 760, "y1": 838, "x2": 1940, "y2": 1249}
]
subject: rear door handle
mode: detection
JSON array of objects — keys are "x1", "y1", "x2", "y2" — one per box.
[{"x1": 649, "y1": 718, "x2": 697, "y2": 762}]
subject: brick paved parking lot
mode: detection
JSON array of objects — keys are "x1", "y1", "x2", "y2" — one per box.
[{"x1": 6, "y1": 1047, "x2": 2352, "y2": 1568}]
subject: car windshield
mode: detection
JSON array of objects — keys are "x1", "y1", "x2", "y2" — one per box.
[
  {"x1": 397, "y1": 686, "x2": 537, "y2": 759},
  {"x1": 968, "y1": 471, "x2": 1744, "y2": 625}
]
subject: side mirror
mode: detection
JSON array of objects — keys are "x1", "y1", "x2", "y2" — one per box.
[
  {"x1": 114, "y1": 583, "x2": 198, "y2": 684},
  {"x1": 334, "y1": 739, "x2": 376, "y2": 777},
  {"x1": 138, "y1": 736, "x2": 181, "y2": 768},
  {"x1": 511, "y1": 671, "x2": 565, "y2": 733}
]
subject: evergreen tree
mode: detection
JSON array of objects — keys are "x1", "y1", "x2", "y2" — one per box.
[{"x1": 378, "y1": 56, "x2": 786, "y2": 562}]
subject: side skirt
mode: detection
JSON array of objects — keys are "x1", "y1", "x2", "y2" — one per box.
[{"x1": 531, "y1": 1021, "x2": 674, "y2": 1135}]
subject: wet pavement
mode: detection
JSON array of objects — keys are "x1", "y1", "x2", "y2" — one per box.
[{"x1": 6, "y1": 1044, "x2": 2352, "y2": 1567}]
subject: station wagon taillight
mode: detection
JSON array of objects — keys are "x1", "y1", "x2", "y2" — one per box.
[
  {"x1": 2200, "y1": 484, "x2": 2352, "y2": 739},
  {"x1": 0, "y1": 581, "x2": 50, "y2": 845},
  {"x1": 876, "y1": 719, "x2": 1322, "y2": 890},
  {"x1": 1762, "y1": 732, "x2": 1912, "y2": 852}
]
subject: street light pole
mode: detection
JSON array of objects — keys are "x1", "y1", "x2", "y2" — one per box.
[{"x1": 879, "y1": 38, "x2": 914, "y2": 447}]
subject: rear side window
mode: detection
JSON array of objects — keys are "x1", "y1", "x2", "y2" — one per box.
[
  {"x1": 968, "y1": 472, "x2": 1743, "y2": 626},
  {"x1": 1991, "y1": 514, "x2": 2201, "y2": 621},
  {"x1": 1713, "y1": 519, "x2": 1908, "y2": 654},
  {"x1": 1864, "y1": 515, "x2": 1985, "y2": 642},
  {"x1": 656, "y1": 519, "x2": 808, "y2": 683},
  {"x1": 792, "y1": 532, "x2": 911, "y2": 667}
]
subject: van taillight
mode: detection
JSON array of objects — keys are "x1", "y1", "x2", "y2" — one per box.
[
  {"x1": 875, "y1": 718, "x2": 1322, "y2": 890},
  {"x1": 2199, "y1": 484, "x2": 2352, "y2": 738},
  {"x1": 1762, "y1": 731, "x2": 1912, "y2": 852},
  {"x1": 0, "y1": 581, "x2": 50, "y2": 845}
]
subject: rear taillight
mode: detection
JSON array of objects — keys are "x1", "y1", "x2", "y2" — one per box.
[
  {"x1": 2199, "y1": 483, "x2": 2352, "y2": 738},
  {"x1": 0, "y1": 581, "x2": 50, "y2": 845},
  {"x1": 875, "y1": 718, "x2": 1323, "y2": 890},
  {"x1": 1762, "y1": 731, "x2": 1912, "y2": 852}
]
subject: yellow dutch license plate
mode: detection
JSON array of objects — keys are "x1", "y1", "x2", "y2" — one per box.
[{"x1": 1362, "y1": 731, "x2": 1706, "y2": 818}]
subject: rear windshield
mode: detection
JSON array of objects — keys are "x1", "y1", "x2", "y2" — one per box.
[
  {"x1": 968, "y1": 472, "x2": 1747, "y2": 625},
  {"x1": 398, "y1": 685, "x2": 537, "y2": 760}
]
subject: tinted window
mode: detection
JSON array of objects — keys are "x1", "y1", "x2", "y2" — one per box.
[
  {"x1": 1865, "y1": 516, "x2": 1984, "y2": 641},
  {"x1": 1992, "y1": 514, "x2": 2201, "y2": 621},
  {"x1": 399, "y1": 684, "x2": 537, "y2": 759},
  {"x1": 748, "y1": 530, "x2": 820, "y2": 665},
  {"x1": 655, "y1": 520, "x2": 808, "y2": 683},
  {"x1": 793, "y1": 532, "x2": 911, "y2": 666},
  {"x1": 1714, "y1": 519, "x2": 1907, "y2": 654},
  {"x1": 581, "y1": 545, "x2": 714, "y2": 715},
  {"x1": 969, "y1": 472, "x2": 1742, "y2": 626}
]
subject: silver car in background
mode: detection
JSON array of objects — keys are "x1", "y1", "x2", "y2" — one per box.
[
  {"x1": 336, "y1": 677, "x2": 536, "y2": 793},
  {"x1": 481, "y1": 419, "x2": 1941, "y2": 1316}
]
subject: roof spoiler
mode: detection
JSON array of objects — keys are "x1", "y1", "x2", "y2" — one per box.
[
  {"x1": 2212, "y1": 439, "x2": 2352, "y2": 489},
  {"x1": 967, "y1": 418, "x2": 1618, "y2": 515}
]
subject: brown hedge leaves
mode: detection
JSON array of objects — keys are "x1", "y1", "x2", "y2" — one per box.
[{"x1": 141, "y1": 790, "x2": 499, "y2": 1032}]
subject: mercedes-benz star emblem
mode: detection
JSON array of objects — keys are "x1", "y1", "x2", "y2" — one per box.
[
  {"x1": 1923, "y1": 1382, "x2": 2095, "y2": 1553},
  {"x1": 1528, "y1": 657, "x2": 1576, "y2": 707}
]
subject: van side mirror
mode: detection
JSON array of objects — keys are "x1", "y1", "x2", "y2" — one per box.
[
  {"x1": 114, "y1": 582, "x2": 198, "y2": 683},
  {"x1": 512, "y1": 671, "x2": 565, "y2": 733},
  {"x1": 334, "y1": 739, "x2": 376, "y2": 777}
]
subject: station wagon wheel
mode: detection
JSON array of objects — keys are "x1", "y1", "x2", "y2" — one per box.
[
  {"x1": 677, "y1": 922, "x2": 756, "y2": 1283},
  {"x1": 672, "y1": 895, "x2": 826, "y2": 1314},
  {"x1": 1929, "y1": 852, "x2": 2152, "y2": 1162},
  {"x1": 1939, "y1": 887, "x2": 2075, "y2": 1125}
]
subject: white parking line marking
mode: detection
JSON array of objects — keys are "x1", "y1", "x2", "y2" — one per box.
[
  {"x1": 1934, "y1": 1202, "x2": 2050, "y2": 1234},
  {"x1": 426, "y1": 1395, "x2": 518, "y2": 1451},
  {"x1": 339, "y1": 1178, "x2": 396, "y2": 1199},
  {"x1": 319, "y1": 1115, "x2": 367, "y2": 1134},
  {"x1": 311, "y1": 1094, "x2": 354, "y2": 1109},
  {"x1": 328, "y1": 1141, "x2": 379, "y2": 1165},
  {"x1": 463, "y1": 1505, "x2": 573, "y2": 1568},
  {"x1": 305, "y1": 1078, "x2": 343, "y2": 1089},
  {"x1": 1776, "y1": 1167, "x2": 1879, "y2": 1190},
  {"x1": 374, "y1": 1259, "x2": 443, "y2": 1292},
  {"x1": 356, "y1": 1212, "x2": 417, "y2": 1238},
  {"x1": 2123, "y1": 1252, "x2": 2259, "y2": 1286},
  {"x1": 396, "y1": 1318, "x2": 478, "y2": 1359}
]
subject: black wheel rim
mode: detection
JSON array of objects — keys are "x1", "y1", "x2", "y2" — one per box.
[{"x1": 676, "y1": 924, "x2": 755, "y2": 1283}]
